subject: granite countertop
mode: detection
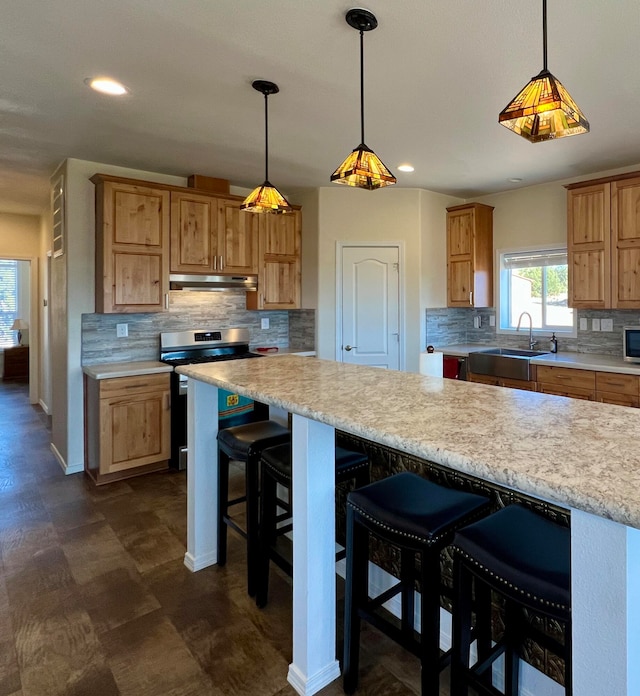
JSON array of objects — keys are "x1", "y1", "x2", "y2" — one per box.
[
  {"x1": 177, "y1": 355, "x2": 640, "y2": 530},
  {"x1": 437, "y1": 344, "x2": 640, "y2": 375},
  {"x1": 82, "y1": 361, "x2": 173, "y2": 380}
]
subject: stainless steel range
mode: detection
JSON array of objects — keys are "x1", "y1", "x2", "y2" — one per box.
[{"x1": 160, "y1": 328, "x2": 265, "y2": 469}]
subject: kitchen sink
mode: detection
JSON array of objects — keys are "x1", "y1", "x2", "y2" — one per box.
[{"x1": 468, "y1": 347, "x2": 551, "y2": 381}]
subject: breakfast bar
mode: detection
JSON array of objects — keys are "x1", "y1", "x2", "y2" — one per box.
[{"x1": 177, "y1": 355, "x2": 640, "y2": 696}]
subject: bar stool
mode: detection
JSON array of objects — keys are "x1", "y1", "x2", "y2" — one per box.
[
  {"x1": 450, "y1": 504, "x2": 571, "y2": 696},
  {"x1": 255, "y1": 442, "x2": 370, "y2": 608},
  {"x1": 342, "y1": 471, "x2": 492, "y2": 695},
  {"x1": 216, "y1": 420, "x2": 290, "y2": 596}
]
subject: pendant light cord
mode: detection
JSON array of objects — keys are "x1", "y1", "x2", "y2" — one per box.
[
  {"x1": 263, "y1": 93, "x2": 269, "y2": 182},
  {"x1": 542, "y1": 0, "x2": 548, "y2": 71},
  {"x1": 359, "y1": 28, "x2": 365, "y2": 145}
]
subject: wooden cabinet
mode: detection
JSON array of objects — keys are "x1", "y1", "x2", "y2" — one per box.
[
  {"x1": 246, "y1": 209, "x2": 302, "y2": 310},
  {"x1": 3, "y1": 346, "x2": 29, "y2": 381},
  {"x1": 92, "y1": 175, "x2": 170, "y2": 313},
  {"x1": 170, "y1": 192, "x2": 258, "y2": 275},
  {"x1": 446, "y1": 203, "x2": 494, "y2": 308},
  {"x1": 567, "y1": 172, "x2": 640, "y2": 309},
  {"x1": 536, "y1": 365, "x2": 596, "y2": 400},
  {"x1": 467, "y1": 371, "x2": 535, "y2": 391},
  {"x1": 595, "y1": 371, "x2": 640, "y2": 407},
  {"x1": 84, "y1": 373, "x2": 171, "y2": 485}
]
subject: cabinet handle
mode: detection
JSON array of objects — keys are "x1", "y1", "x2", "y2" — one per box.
[
  {"x1": 164, "y1": 293, "x2": 169, "y2": 309},
  {"x1": 220, "y1": 255, "x2": 224, "y2": 271},
  {"x1": 164, "y1": 393, "x2": 171, "y2": 410},
  {"x1": 213, "y1": 255, "x2": 217, "y2": 270},
  {"x1": 469, "y1": 291, "x2": 473, "y2": 305}
]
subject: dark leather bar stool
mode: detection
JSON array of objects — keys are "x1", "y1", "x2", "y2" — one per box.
[
  {"x1": 256, "y1": 442, "x2": 370, "y2": 608},
  {"x1": 450, "y1": 504, "x2": 571, "y2": 696},
  {"x1": 216, "y1": 420, "x2": 290, "y2": 596},
  {"x1": 343, "y1": 471, "x2": 492, "y2": 695}
]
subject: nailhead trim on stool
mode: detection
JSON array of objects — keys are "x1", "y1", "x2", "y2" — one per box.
[
  {"x1": 255, "y1": 442, "x2": 370, "y2": 608},
  {"x1": 343, "y1": 472, "x2": 492, "y2": 695},
  {"x1": 216, "y1": 420, "x2": 290, "y2": 597},
  {"x1": 450, "y1": 504, "x2": 571, "y2": 696}
]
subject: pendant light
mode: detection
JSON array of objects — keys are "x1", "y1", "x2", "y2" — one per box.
[
  {"x1": 241, "y1": 80, "x2": 293, "y2": 214},
  {"x1": 330, "y1": 8, "x2": 396, "y2": 190},
  {"x1": 498, "y1": 0, "x2": 589, "y2": 143}
]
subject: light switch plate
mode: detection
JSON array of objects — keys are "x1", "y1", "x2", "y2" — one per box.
[
  {"x1": 261, "y1": 318, "x2": 269, "y2": 330},
  {"x1": 473, "y1": 316, "x2": 481, "y2": 329},
  {"x1": 579, "y1": 318, "x2": 588, "y2": 331},
  {"x1": 116, "y1": 323, "x2": 128, "y2": 338},
  {"x1": 592, "y1": 318, "x2": 601, "y2": 332},
  {"x1": 601, "y1": 318, "x2": 614, "y2": 332},
  {"x1": 489, "y1": 315, "x2": 496, "y2": 327}
]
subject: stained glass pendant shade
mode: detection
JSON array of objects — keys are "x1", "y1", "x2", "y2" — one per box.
[
  {"x1": 499, "y1": 0, "x2": 589, "y2": 143},
  {"x1": 330, "y1": 9, "x2": 396, "y2": 190},
  {"x1": 241, "y1": 80, "x2": 292, "y2": 214}
]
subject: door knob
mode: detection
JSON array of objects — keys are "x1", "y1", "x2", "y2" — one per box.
[{"x1": 344, "y1": 345, "x2": 356, "y2": 351}]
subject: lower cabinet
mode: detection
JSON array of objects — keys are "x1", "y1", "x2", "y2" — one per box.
[
  {"x1": 84, "y1": 373, "x2": 171, "y2": 485},
  {"x1": 467, "y1": 371, "x2": 535, "y2": 391},
  {"x1": 536, "y1": 365, "x2": 596, "y2": 401}
]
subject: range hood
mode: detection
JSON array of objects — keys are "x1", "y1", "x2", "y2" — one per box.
[{"x1": 169, "y1": 274, "x2": 258, "y2": 292}]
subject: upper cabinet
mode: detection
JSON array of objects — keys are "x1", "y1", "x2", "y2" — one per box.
[
  {"x1": 217, "y1": 199, "x2": 259, "y2": 274},
  {"x1": 446, "y1": 203, "x2": 494, "y2": 308},
  {"x1": 246, "y1": 210, "x2": 302, "y2": 310},
  {"x1": 92, "y1": 175, "x2": 170, "y2": 313},
  {"x1": 567, "y1": 173, "x2": 640, "y2": 309}
]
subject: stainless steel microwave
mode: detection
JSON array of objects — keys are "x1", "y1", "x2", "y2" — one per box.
[{"x1": 623, "y1": 326, "x2": 640, "y2": 362}]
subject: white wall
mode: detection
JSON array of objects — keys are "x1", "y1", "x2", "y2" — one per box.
[{"x1": 315, "y1": 186, "x2": 463, "y2": 372}]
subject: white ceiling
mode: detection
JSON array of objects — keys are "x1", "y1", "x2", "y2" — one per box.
[{"x1": 2, "y1": 0, "x2": 640, "y2": 215}]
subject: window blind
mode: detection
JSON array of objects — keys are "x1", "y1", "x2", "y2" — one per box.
[
  {"x1": 502, "y1": 249, "x2": 567, "y2": 269},
  {"x1": 0, "y1": 260, "x2": 18, "y2": 347}
]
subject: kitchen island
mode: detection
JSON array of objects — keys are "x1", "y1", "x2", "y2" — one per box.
[{"x1": 177, "y1": 355, "x2": 640, "y2": 696}]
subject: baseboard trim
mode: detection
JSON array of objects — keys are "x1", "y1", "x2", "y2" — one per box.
[
  {"x1": 287, "y1": 660, "x2": 341, "y2": 696},
  {"x1": 38, "y1": 398, "x2": 50, "y2": 415},
  {"x1": 183, "y1": 551, "x2": 217, "y2": 572},
  {"x1": 50, "y1": 443, "x2": 83, "y2": 475}
]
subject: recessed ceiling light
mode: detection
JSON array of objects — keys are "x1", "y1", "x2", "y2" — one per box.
[
  {"x1": 85, "y1": 77, "x2": 129, "y2": 96},
  {"x1": 397, "y1": 164, "x2": 415, "y2": 173},
  {"x1": 508, "y1": 177, "x2": 523, "y2": 183}
]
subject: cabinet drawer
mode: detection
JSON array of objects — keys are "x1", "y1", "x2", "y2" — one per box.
[
  {"x1": 99, "y1": 373, "x2": 170, "y2": 398},
  {"x1": 537, "y1": 384, "x2": 595, "y2": 401},
  {"x1": 467, "y1": 372, "x2": 499, "y2": 386},
  {"x1": 596, "y1": 391, "x2": 640, "y2": 408},
  {"x1": 595, "y1": 372, "x2": 639, "y2": 395},
  {"x1": 500, "y1": 377, "x2": 536, "y2": 391},
  {"x1": 536, "y1": 365, "x2": 596, "y2": 390}
]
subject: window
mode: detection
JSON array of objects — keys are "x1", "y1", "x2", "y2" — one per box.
[
  {"x1": 0, "y1": 259, "x2": 18, "y2": 347},
  {"x1": 497, "y1": 247, "x2": 576, "y2": 335}
]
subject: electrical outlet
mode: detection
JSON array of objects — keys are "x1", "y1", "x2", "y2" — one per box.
[
  {"x1": 592, "y1": 318, "x2": 601, "y2": 332},
  {"x1": 579, "y1": 318, "x2": 588, "y2": 331},
  {"x1": 116, "y1": 323, "x2": 128, "y2": 338},
  {"x1": 261, "y1": 318, "x2": 269, "y2": 330},
  {"x1": 473, "y1": 316, "x2": 481, "y2": 329},
  {"x1": 601, "y1": 318, "x2": 614, "y2": 332},
  {"x1": 489, "y1": 315, "x2": 495, "y2": 327}
]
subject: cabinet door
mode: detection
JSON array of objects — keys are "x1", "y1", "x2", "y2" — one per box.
[
  {"x1": 612, "y1": 177, "x2": 640, "y2": 308},
  {"x1": 567, "y1": 183, "x2": 610, "y2": 308},
  {"x1": 264, "y1": 211, "x2": 301, "y2": 256},
  {"x1": 170, "y1": 191, "x2": 216, "y2": 273},
  {"x1": 447, "y1": 208, "x2": 474, "y2": 307},
  {"x1": 96, "y1": 180, "x2": 170, "y2": 313},
  {"x1": 259, "y1": 256, "x2": 301, "y2": 309},
  {"x1": 99, "y1": 385, "x2": 170, "y2": 475},
  {"x1": 218, "y1": 199, "x2": 259, "y2": 274}
]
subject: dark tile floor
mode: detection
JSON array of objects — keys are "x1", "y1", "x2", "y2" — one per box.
[{"x1": 0, "y1": 382, "x2": 452, "y2": 696}]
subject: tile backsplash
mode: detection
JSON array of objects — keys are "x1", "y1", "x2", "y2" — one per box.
[
  {"x1": 82, "y1": 291, "x2": 315, "y2": 365},
  {"x1": 426, "y1": 307, "x2": 640, "y2": 356}
]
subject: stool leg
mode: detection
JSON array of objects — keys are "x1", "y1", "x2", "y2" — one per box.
[
  {"x1": 564, "y1": 618, "x2": 572, "y2": 696},
  {"x1": 343, "y1": 507, "x2": 368, "y2": 695},
  {"x1": 504, "y1": 600, "x2": 520, "y2": 696},
  {"x1": 245, "y1": 451, "x2": 260, "y2": 597},
  {"x1": 420, "y1": 550, "x2": 442, "y2": 696},
  {"x1": 451, "y1": 557, "x2": 473, "y2": 696},
  {"x1": 400, "y1": 548, "x2": 415, "y2": 643},
  {"x1": 474, "y1": 577, "x2": 493, "y2": 690},
  {"x1": 217, "y1": 447, "x2": 230, "y2": 567},
  {"x1": 256, "y1": 462, "x2": 277, "y2": 608}
]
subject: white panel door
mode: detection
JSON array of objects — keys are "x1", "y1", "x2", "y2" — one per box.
[{"x1": 341, "y1": 246, "x2": 400, "y2": 369}]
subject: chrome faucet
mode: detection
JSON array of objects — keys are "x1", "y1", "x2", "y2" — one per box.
[{"x1": 516, "y1": 311, "x2": 537, "y2": 350}]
